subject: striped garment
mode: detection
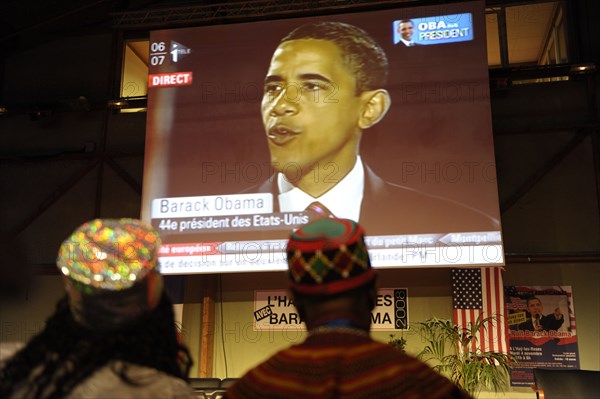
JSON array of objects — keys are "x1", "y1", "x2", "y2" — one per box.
[{"x1": 225, "y1": 330, "x2": 471, "y2": 399}]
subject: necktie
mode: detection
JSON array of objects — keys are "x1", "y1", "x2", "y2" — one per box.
[{"x1": 305, "y1": 201, "x2": 334, "y2": 221}]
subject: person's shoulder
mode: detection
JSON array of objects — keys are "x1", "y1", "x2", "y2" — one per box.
[
  {"x1": 518, "y1": 319, "x2": 533, "y2": 330},
  {"x1": 224, "y1": 350, "x2": 289, "y2": 399},
  {"x1": 541, "y1": 313, "x2": 558, "y2": 320},
  {"x1": 541, "y1": 313, "x2": 564, "y2": 329},
  {"x1": 364, "y1": 166, "x2": 500, "y2": 233},
  {"x1": 395, "y1": 41, "x2": 422, "y2": 47},
  {"x1": 368, "y1": 347, "x2": 472, "y2": 398},
  {"x1": 68, "y1": 361, "x2": 196, "y2": 399},
  {"x1": 384, "y1": 180, "x2": 494, "y2": 220},
  {"x1": 0, "y1": 341, "x2": 24, "y2": 364},
  {"x1": 240, "y1": 175, "x2": 275, "y2": 194}
]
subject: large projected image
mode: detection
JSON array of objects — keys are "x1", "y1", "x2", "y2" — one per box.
[{"x1": 141, "y1": 1, "x2": 503, "y2": 274}]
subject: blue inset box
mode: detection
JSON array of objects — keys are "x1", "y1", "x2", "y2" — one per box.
[{"x1": 393, "y1": 13, "x2": 473, "y2": 46}]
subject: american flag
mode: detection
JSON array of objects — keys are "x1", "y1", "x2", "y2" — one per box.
[{"x1": 451, "y1": 267, "x2": 508, "y2": 354}]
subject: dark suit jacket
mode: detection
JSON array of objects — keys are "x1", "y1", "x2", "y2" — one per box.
[
  {"x1": 518, "y1": 314, "x2": 565, "y2": 331},
  {"x1": 397, "y1": 41, "x2": 422, "y2": 47},
  {"x1": 247, "y1": 164, "x2": 500, "y2": 235}
]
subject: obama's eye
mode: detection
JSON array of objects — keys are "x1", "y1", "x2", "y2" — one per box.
[
  {"x1": 264, "y1": 83, "x2": 284, "y2": 96},
  {"x1": 302, "y1": 82, "x2": 326, "y2": 92}
]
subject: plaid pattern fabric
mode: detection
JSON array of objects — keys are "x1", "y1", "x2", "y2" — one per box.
[{"x1": 286, "y1": 218, "x2": 375, "y2": 295}]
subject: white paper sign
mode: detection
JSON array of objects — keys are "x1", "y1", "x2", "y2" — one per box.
[{"x1": 253, "y1": 288, "x2": 408, "y2": 331}]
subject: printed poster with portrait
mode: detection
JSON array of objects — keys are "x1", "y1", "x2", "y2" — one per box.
[{"x1": 504, "y1": 286, "x2": 579, "y2": 387}]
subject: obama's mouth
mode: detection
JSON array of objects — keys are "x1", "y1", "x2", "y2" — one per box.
[{"x1": 267, "y1": 125, "x2": 301, "y2": 145}]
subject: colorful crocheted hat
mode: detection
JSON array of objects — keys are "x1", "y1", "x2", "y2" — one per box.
[
  {"x1": 286, "y1": 218, "x2": 375, "y2": 296},
  {"x1": 56, "y1": 218, "x2": 164, "y2": 329}
]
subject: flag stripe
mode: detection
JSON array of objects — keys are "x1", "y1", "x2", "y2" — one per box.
[{"x1": 452, "y1": 267, "x2": 508, "y2": 354}]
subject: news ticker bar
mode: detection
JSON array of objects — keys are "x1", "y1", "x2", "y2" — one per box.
[
  {"x1": 158, "y1": 231, "x2": 501, "y2": 255},
  {"x1": 157, "y1": 233, "x2": 504, "y2": 274}
]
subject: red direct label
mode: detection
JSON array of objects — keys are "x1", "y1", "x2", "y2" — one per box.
[{"x1": 148, "y1": 72, "x2": 193, "y2": 88}]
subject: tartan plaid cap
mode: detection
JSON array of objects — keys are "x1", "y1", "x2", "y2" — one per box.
[{"x1": 286, "y1": 218, "x2": 375, "y2": 296}]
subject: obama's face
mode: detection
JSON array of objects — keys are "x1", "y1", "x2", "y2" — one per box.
[
  {"x1": 261, "y1": 39, "x2": 367, "y2": 183},
  {"x1": 398, "y1": 21, "x2": 414, "y2": 41},
  {"x1": 527, "y1": 299, "x2": 543, "y2": 317}
]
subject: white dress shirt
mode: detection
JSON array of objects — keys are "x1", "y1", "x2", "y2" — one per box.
[
  {"x1": 399, "y1": 38, "x2": 416, "y2": 46},
  {"x1": 277, "y1": 157, "x2": 365, "y2": 221}
]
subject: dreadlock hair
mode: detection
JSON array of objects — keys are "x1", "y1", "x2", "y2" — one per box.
[
  {"x1": 0, "y1": 292, "x2": 192, "y2": 399},
  {"x1": 280, "y1": 21, "x2": 389, "y2": 94}
]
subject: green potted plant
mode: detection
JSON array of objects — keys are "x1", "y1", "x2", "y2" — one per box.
[
  {"x1": 388, "y1": 333, "x2": 407, "y2": 353},
  {"x1": 412, "y1": 315, "x2": 515, "y2": 398}
]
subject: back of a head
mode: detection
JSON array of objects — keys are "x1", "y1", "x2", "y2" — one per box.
[
  {"x1": 287, "y1": 218, "x2": 375, "y2": 296},
  {"x1": 56, "y1": 219, "x2": 191, "y2": 376},
  {"x1": 226, "y1": 219, "x2": 471, "y2": 399},
  {"x1": 57, "y1": 218, "x2": 164, "y2": 330},
  {"x1": 286, "y1": 218, "x2": 377, "y2": 328},
  {"x1": 0, "y1": 218, "x2": 192, "y2": 399}
]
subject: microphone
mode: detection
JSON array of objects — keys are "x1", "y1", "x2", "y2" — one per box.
[{"x1": 534, "y1": 313, "x2": 541, "y2": 331}]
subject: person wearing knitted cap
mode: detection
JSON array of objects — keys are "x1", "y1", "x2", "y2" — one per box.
[
  {"x1": 226, "y1": 218, "x2": 472, "y2": 399},
  {"x1": 0, "y1": 218, "x2": 196, "y2": 399}
]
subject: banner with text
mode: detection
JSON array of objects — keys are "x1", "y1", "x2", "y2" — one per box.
[
  {"x1": 505, "y1": 285, "x2": 579, "y2": 387},
  {"x1": 254, "y1": 288, "x2": 408, "y2": 331}
]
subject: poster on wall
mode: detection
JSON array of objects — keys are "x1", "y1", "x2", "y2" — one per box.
[
  {"x1": 505, "y1": 286, "x2": 579, "y2": 387},
  {"x1": 253, "y1": 289, "x2": 408, "y2": 331}
]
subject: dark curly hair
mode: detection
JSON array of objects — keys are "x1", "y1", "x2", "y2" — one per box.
[
  {"x1": 0, "y1": 293, "x2": 192, "y2": 399},
  {"x1": 281, "y1": 21, "x2": 389, "y2": 94}
]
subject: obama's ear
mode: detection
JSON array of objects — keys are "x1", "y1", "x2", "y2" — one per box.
[{"x1": 358, "y1": 89, "x2": 391, "y2": 130}]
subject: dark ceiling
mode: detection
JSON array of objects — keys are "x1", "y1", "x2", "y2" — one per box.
[
  {"x1": 0, "y1": 1, "x2": 167, "y2": 53},
  {"x1": 0, "y1": 0, "x2": 424, "y2": 55},
  {"x1": 1, "y1": 0, "x2": 109, "y2": 51}
]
